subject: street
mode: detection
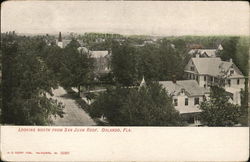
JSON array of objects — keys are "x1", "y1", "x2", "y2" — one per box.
[{"x1": 51, "y1": 86, "x2": 96, "y2": 126}]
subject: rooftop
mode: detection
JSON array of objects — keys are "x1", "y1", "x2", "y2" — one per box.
[
  {"x1": 186, "y1": 57, "x2": 242, "y2": 77},
  {"x1": 159, "y1": 80, "x2": 209, "y2": 96},
  {"x1": 90, "y1": 50, "x2": 109, "y2": 58},
  {"x1": 188, "y1": 49, "x2": 217, "y2": 57},
  {"x1": 175, "y1": 105, "x2": 202, "y2": 114},
  {"x1": 77, "y1": 47, "x2": 89, "y2": 53}
]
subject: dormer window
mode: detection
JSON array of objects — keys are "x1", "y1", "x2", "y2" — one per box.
[
  {"x1": 230, "y1": 69, "x2": 234, "y2": 75},
  {"x1": 228, "y1": 79, "x2": 231, "y2": 87},
  {"x1": 174, "y1": 99, "x2": 178, "y2": 106}
]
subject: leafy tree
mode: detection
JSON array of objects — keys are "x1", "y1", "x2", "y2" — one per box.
[
  {"x1": 235, "y1": 36, "x2": 249, "y2": 76},
  {"x1": 136, "y1": 44, "x2": 160, "y2": 81},
  {"x1": 200, "y1": 86, "x2": 241, "y2": 126},
  {"x1": 65, "y1": 38, "x2": 81, "y2": 49},
  {"x1": 239, "y1": 88, "x2": 249, "y2": 126},
  {"x1": 90, "y1": 82, "x2": 183, "y2": 126},
  {"x1": 158, "y1": 39, "x2": 184, "y2": 80},
  {"x1": 111, "y1": 41, "x2": 139, "y2": 86},
  {"x1": 42, "y1": 46, "x2": 64, "y2": 81},
  {"x1": 60, "y1": 40, "x2": 94, "y2": 96},
  {"x1": 217, "y1": 37, "x2": 239, "y2": 62},
  {"x1": 1, "y1": 32, "x2": 64, "y2": 125},
  {"x1": 172, "y1": 38, "x2": 186, "y2": 53}
]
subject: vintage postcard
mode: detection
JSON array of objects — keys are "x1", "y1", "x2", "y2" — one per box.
[{"x1": 0, "y1": 1, "x2": 249, "y2": 161}]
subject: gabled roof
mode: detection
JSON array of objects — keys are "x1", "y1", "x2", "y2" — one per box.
[
  {"x1": 218, "y1": 44, "x2": 223, "y2": 50},
  {"x1": 187, "y1": 57, "x2": 238, "y2": 76},
  {"x1": 198, "y1": 49, "x2": 217, "y2": 57},
  {"x1": 90, "y1": 50, "x2": 109, "y2": 58},
  {"x1": 188, "y1": 49, "x2": 217, "y2": 57},
  {"x1": 159, "y1": 80, "x2": 209, "y2": 96}
]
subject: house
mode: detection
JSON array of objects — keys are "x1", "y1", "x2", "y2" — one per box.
[
  {"x1": 184, "y1": 57, "x2": 245, "y2": 105},
  {"x1": 188, "y1": 49, "x2": 218, "y2": 58},
  {"x1": 77, "y1": 47, "x2": 111, "y2": 75},
  {"x1": 77, "y1": 47, "x2": 89, "y2": 54},
  {"x1": 159, "y1": 80, "x2": 209, "y2": 126},
  {"x1": 188, "y1": 44, "x2": 223, "y2": 58},
  {"x1": 90, "y1": 50, "x2": 111, "y2": 74}
]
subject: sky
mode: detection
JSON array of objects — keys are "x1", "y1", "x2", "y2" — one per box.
[{"x1": 1, "y1": 1, "x2": 249, "y2": 36}]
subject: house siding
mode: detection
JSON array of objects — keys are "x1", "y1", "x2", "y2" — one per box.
[{"x1": 173, "y1": 94, "x2": 204, "y2": 109}]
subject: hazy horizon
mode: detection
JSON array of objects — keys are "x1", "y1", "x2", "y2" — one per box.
[{"x1": 2, "y1": 1, "x2": 249, "y2": 36}]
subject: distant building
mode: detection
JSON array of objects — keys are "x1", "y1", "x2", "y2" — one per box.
[
  {"x1": 77, "y1": 47, "x2": 89, "y2": 54},
  {"x1": 217, "y1": 44, "x2": 223, "y2": 51},
  {"x1": 57, "y1": 32, "x2": 63, "y2": 48},
  {"x1": 89, "y1": 50, "x2": 111, "y2": 74},
  {"x1": 77, "y1": 47, "x2": 111, "y2": 75},
  {"x1": 184, "y1": 57, "x2": 245, "y2": 105},
  {"x1": 77, "y1": 39, "x2": 85, "y2": 47},
  {"x1": 144, "y1": 40, "x2": 154, "y2": 44},
  {"x1": 188, "y1": 44, "x2": 223, "y2": 58},
  {"x1": 95, "y1": 38, "x2": 105, "y2": 43},
  {"x1": 56, "y1": 32, "x2": 71, "y2": 48},
  {"x1": 188, "y1": 49, "x2": 218, "y2": 58},
  {"x1": 159, "y1": 80, "x2": 209, "y2": 126}
]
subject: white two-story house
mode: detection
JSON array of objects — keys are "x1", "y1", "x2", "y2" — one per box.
[
  {"x1": 159, "y1": 80, "x2": 209, "y2": 126},
  {"x1": 77, "y1": 47, "x2": 111, "y2": 76},
  {"x1": 184, "y1": 57, "x2": 245, "y2": 105}
]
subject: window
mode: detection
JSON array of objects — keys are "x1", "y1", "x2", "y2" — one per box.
[
  {"x1": 174, "y1": 99, "x2": 178, "y2": 106},
  {"x1": 210, "y1": 76, "x2": 213, "y2": 82},
  {"x1": 190, "y1": 66, "x2": 194, "y2": 71},
  {"x1": 196, "y1": 76, "x2": 199, "y2": 82},
  {"x1": 228, "y1": 79, "x2": 231, "y2": 87},
  {"x1": 185, "y1": 98, "x2": 188, "y2": 106},
  {"x1": 204, "y1": 84, "x2": 206, "y2": 88},
  {"x1": 204, "y1": 76, "x2": 206, "y2": 81},
  {"x1": 230, "y1": 69, "x2": 234, "y2": 75},
  {"x1": 237, "y1": 79, "x2": 240, "y2": 85},
  {"x1": 214, "y1": 77, "x2": 218, "y2": 83},
  {"x1": 194, "y1": 98, "x2": 199, "y2": 105}
]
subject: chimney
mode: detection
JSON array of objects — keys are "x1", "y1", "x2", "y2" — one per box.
[
  {"x1": 229, "y1": 58, "x2": 233, "y2": 63},
  {"x1": 195, "y1": 53, "x2": 200, "y2": 58},
  {"x1": 172, "y1": 75, "x2": 176, "y2": 84}
]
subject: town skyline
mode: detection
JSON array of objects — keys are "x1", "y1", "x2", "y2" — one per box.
[{"x1": 2, "y1": 1, "x2": 249, "y2": 36}]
